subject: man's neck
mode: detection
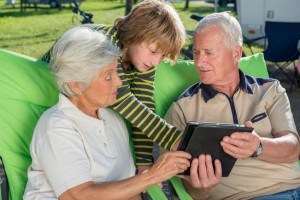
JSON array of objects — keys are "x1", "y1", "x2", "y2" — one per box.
[{"x1": 212, "y1": 73, "x2": 240, "y2": 97}]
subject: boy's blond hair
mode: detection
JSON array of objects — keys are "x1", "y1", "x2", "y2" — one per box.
[{"x1": 114, "y1": 0, "x2": 186, "y2": 62}]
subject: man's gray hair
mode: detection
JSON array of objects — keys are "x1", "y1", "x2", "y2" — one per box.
[
  {"x1": 50, "y1": 26, "x2": 120, "y2": 97},
  {"x1": 195, "y1": 12, "x2": 243, "y2": 49}
]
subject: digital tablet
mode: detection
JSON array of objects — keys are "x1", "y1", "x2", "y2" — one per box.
[{"x1": 178, "y1": 122, "x2": 253, "y2": 177}]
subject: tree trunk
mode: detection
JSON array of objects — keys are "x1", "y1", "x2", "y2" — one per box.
[
  {"x1": 184, "y1": 0, "x2": 190, "y2": 9},
  {"x1": 125, "y1": 0, "x2": 133, "y2": 15}
]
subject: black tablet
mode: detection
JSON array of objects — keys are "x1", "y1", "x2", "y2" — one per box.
[{"x1": 178, "y1": 122, "x2": 253, "y2": 177}]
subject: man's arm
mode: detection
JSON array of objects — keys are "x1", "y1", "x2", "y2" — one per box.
[
  {"x1": 221, "y1": 122, "x2": 300, "y2": 163},
  {"x1": 221, "y1": 81, "x2": 300, "y2": 163}
]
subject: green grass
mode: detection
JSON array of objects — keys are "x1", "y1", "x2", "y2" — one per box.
[{"x1": 0, "y1": 0, "x2": 260, "y2": 59}]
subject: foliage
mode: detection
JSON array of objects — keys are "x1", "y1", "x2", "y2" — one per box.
[{"x1": 0, "y1": 0, "x2": 259, "y2": 58}]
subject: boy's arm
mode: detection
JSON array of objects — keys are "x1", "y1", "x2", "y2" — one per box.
[
  {"x1": 113, "y1": 65, "x2": 183, "y2": 151},
  {"x1": 131, "y1": 69, "x2": 156, "y2": 167}
]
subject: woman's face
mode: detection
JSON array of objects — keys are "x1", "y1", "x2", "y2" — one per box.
[
  {"x1": 126, "y1": 42, "x2": 165, "y2": 72},
  {"x1": 80, "y1": 60, "x2": 122, "y2": 108}
]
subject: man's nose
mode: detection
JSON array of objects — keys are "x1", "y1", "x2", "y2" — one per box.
[{"x1": 195, "y1": 54, "x2": 206, "y2": 66}]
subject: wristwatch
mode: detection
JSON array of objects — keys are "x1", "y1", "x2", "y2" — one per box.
[{"x1": 251, "y1": 141, "x2": 263, "y2": 158}]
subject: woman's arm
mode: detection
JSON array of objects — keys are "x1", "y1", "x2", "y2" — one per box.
[{"x1": 59, "y1": 151, "x2": 191, "y2": 200}]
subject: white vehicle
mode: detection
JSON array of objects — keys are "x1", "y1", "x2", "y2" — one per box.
[{"x1": 237, "y1": 0, "x2": 300, "y2": 45}]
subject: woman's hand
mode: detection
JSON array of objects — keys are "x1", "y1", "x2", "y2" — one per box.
[
  {"x1": 137, "y1": 165, "x2": 151, "y2": 174},
  {"x1": 147, "y1": 151, "x2": 191, "y2": 184}
]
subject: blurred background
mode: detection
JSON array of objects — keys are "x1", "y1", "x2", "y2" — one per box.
[{"x1": 0, "y1": 0, "x2": 299, "y2": 132}]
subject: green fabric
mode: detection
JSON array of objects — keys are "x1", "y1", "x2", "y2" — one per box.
[
  {"x1": 238, "y1": 53, "x2": 269, "y2": 79},
  {"x1": 0, "y1": 49, "x2": 59, "y2": 200}
]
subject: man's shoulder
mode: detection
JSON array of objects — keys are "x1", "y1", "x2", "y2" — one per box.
[
  {"x1": 245, "y1": 75, "x2": 283, "y2": 94},
  {"x1": 176, "y1": 82, "x2": 202, "y2": 101},
  {"x1": 245, "y1": 74, "x2": 276, "y2": 86}
]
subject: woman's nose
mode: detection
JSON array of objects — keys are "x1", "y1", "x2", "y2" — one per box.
[{"x1": 116, "y1": 75, "x2": 122, "y2": 87}]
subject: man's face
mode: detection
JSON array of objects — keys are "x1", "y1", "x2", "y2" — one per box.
[{"x1": 193, "y1": 25, "x2": 241, "y2": 86}]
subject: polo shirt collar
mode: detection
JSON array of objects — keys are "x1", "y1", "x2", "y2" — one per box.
[
  {"x1": 201, "y1": 69, "x2": 253, "y2": 102},
  {"x1": 57, "y1": 93, "x2": 104, "y2": 128}
]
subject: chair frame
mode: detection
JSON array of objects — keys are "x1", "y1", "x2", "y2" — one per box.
[{"x1": 244, "y1": 21, "x2": 300, "y2": 92}]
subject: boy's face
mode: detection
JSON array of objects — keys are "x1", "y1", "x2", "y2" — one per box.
[{"x1": 126, "y1": 42, "x2": 165, "y2": 72}]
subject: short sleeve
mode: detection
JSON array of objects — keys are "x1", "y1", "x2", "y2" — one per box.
[{"x1": 35, "y1": 120, "x2": 92, "y2": 196}]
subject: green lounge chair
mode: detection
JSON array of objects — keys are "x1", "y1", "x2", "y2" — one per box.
[{"x1": 0, "y1": 49, "x2": 270, "y2": 200}]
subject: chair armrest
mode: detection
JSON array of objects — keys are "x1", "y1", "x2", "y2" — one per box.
[
  {"x1": 190, "y1": 14, "x2": 203, "y2": 21},
  {"x1": 243, "y1": 36, "x2": 267, "y2": 55},
  {"x1": 146, "y1": 185, "x2": 168, "y2": 200},
  {"x1": 0, "y1": 161, "x2": 8, "y2": 200},
  {"x1": 244, "y1": 36, "x2": 266, "y2": 44},
  {"x1": 169, "y1": 176, "x2": 192, "y2": 200}
]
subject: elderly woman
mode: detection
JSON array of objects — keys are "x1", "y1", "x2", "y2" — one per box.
[
  {"x1": 23, "y1": 26, "x2": 191, "y2": 200},
  {"x1": 42, "y1": 0, "x2": 186, "y2": 172}
]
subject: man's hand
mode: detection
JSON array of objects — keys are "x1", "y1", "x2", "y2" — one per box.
[
  {"x1": 179, "y1": 154, "x2": 221, "y2": 191},
  {"x1": 220, "y1": 121, "x2": 261, "y2": 159}
]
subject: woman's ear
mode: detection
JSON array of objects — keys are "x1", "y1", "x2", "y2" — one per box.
[{"x1": 67, "y1": 82, "x2": 82, "y2": 95}]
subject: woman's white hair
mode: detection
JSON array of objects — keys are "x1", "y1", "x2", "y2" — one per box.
[
  {"x1": 195, "y1": 12, "x2": 243, "y2": 49},
  {"x1": 50, "y1": 26, "x2": 120, "y2": 97}
]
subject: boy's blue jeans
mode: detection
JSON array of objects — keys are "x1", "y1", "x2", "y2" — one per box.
[{"x1": 252, "y1": 187, "x2": 300, "y2": 200}]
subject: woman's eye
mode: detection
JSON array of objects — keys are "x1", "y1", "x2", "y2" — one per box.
[{"x1": 105, "y1": 75, "x2": 112, "y2": 81}]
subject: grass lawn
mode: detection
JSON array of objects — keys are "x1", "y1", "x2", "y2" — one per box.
[{"x1": 0, "y1": 0, "x2": 260, "y2": 59}]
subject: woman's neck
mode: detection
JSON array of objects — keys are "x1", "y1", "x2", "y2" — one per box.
[{"x1": 68, "y1": 96, "x2": 99, "y2": 119}]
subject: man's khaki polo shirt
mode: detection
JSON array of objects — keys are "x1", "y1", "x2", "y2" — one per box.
[{"x1": 165, "y1": 70, "x2": 300, "y2": 200}]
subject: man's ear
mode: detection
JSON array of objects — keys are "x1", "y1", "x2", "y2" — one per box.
[
  {"x1": 233, "y1": 45, "x2": 243, "y2": 62},
  {"x1": 67, "y1": 82, "x2": 82, "y2": 95}
]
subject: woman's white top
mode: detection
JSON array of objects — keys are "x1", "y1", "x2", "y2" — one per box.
[{"x1": 23, "y1": 94, "x2": 135, "y2": 199}]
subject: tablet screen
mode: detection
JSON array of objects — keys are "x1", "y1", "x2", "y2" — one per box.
[{"x1": 178, "y1": 122, "x2": 253, "y2": 177}]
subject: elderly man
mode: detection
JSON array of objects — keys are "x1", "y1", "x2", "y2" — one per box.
[{"x1": 166, "y1": 12, "x2": 300, "y2": 199}]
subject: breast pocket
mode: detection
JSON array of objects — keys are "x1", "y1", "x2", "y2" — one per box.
[{"x1": 250, "y1": 112, "x2": 273, "y2": 137}]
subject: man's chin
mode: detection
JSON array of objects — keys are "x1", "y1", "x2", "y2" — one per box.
[{"x1": 199, "y1": 76, "x2": 213, "y2": 84}]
